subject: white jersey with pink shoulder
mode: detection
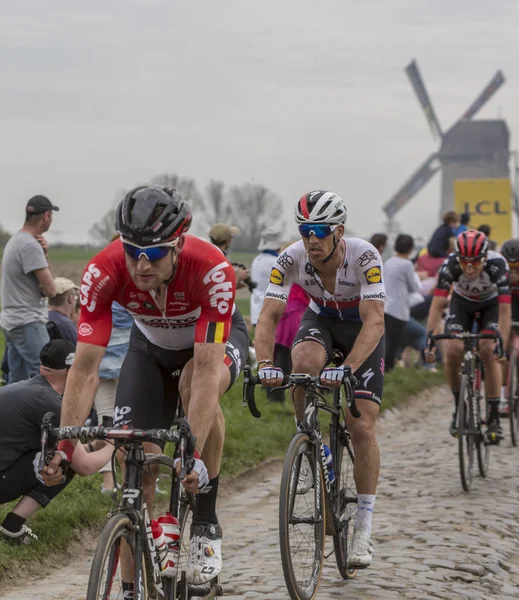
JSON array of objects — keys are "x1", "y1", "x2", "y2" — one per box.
[{"x1": 264, "y1": 238, "x2": 386, "y2": 321}]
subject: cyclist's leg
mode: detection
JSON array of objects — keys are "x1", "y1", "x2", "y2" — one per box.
[
  {"x1": 114, "y1": 326, "x2": 182, "y2": 584},
  {"x1": 444, "y1": 294, "x2": 472, "y2": 419},
  {"x1": 478, "y1": 301, "x2": 503, "y2": 440},
  {"x1": 332, "y1": 323, "x2": 383, "y2": 568},
  {"x1": 177, "y1": 312, "x2": 248, "y2": 584},
  {"x1": 290, "y1": 309, "x2": 331, "y2": 421}
]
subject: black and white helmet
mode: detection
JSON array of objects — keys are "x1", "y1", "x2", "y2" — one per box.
[
  {"x1": 501, "y1": 238, "x2": 519, "y2": 264},
  {"x1": 294, "y1": 191, "x2": 347, "y2": 225}
]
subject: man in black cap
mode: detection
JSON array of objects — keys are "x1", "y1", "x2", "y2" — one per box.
[
  {"x1": 0, "y1": 340, "x2": 113, "y2": 544},
  {"x1": 0, "y1": 195, "x2": 59, "y2": 382}
]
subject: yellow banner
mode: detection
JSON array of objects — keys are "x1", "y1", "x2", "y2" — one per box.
[{"x1": 454, "y1": 178, "x2": 512, "y2": 245}]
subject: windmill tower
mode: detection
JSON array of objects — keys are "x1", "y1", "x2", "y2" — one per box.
[{"x1": 383, "y1": 60, "x2": 513, "y2": 242}]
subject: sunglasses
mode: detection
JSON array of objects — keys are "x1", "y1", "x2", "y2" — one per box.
[
  {"x1": 122, "y1": 238, "x2": 179, "y2": 262},
  {"x1": 458, "y1": 256, "x2": 485, "y2": 267},
  {"x1": 299, "y1": 224, "x2": 338, "y2": 239}
]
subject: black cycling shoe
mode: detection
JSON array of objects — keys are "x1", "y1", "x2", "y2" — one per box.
[
  {"x1": 449, "y1": 413, "x2": 458, "y2": 438},
  {"x1": 485, "y1": 421, "x2": 504, "y2": 445}
]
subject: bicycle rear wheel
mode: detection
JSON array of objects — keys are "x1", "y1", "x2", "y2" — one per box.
[
  {"x1": 509, "y1": 352, "x2": 519, "y2": 447},
  {"x1": 279, "y1": 432, "x2": 325, "y2": 600},
  {"x1": 86, "y1": 513, "x2": 147, "y2": 600},
  {"x1": 330, "y1": 392, "x2": 357, "y2": 580},
  {"x1": 458, "y1": 374, "x2": 475, "y2": 492}
]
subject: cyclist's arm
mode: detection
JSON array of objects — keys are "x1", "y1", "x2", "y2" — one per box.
[
  {"x1": 188, "y1": 342, "x2": 227, "y2": 453},
  {"x1": 426, "y1": 296, "x2": 448, "y2": 336},
  {"x1": 59, "y1": 342, "x2": 106, "y2": 431},
  {"x1": 254, "y1": 298, "x2": 287, "y2": 365},
  {"x1": 498, "y1": 301, "x2": 511, "y2": 348},
  {"x1": 71, "y1": 440, "x2": 114, "y2": 476},
  {"x1": 344, "y1": 299, "x2": 384, "y2": 373}
]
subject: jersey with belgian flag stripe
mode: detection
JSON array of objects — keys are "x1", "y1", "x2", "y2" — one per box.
[{"x1": 77, "y1": 236, "x2": 236, "y2": 351}]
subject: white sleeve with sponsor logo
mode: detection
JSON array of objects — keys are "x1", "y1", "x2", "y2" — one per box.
[
  {"x1": 264, "y1": 243, "x2": 300, "y2": 304},
  {"x1": 354, "y1": 242, "x2": 386, "y2": 302}
]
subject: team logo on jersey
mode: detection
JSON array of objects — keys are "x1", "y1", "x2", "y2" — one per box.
[
  {"x1": 364, "y1": 266, "x2": 382, "y2": 285},
  {"x1": 270, "y1": 268, "x2": 284, "y2": 285},
  {"x1": 79, "y1": 323, "x2": 93, "y2": 336},
  {"x1": 143, "y1": 301, "x2": 155, "y2": 310},
  {"x1": 127, "y1": 301, "x2": 139, "y2": 309}
]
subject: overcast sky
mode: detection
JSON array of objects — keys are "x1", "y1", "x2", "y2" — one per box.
[{"x1": 1, "y1": 1, "x2": 518, "y2": 244}]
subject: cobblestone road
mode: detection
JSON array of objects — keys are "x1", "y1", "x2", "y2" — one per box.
[{"x1": 2, "y1": 386, "x2": 519, "y2": 599}]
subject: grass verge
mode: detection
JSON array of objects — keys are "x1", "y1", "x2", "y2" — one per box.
[{"x1": 0, "y1": 367, "x2": 444, "y2": 584}]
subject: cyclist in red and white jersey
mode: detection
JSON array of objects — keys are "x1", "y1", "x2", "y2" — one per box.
[
  {"x1": 426, "y1": 229, "x2": 511, "y2": 442},
  {"x1": 44, "y1": 186, "x2": 249, "y2": 586},
  {"x1": 255, "y1": 190, "x2": 386, "y2": 569}
]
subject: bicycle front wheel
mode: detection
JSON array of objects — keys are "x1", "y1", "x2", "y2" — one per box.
[
  {"x1": 86, "y1": 513, "x2": 147, "y2": 600},
  {"x1": 330, "y1": 396, "x2": 358, "y2": 580},
  {"x1": 279, "y1": 432, "x2": 325, "y2": 600},
  {"x1": 458, "y1": 374, "x2": 475, "y2": 492}
]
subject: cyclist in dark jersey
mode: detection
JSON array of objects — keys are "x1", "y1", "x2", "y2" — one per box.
[
  {"x1": 426, "y1": 230, "x2": 511, "y2": 443},
  {"x1": 497, "y1": 238, "x2": 519, "y2": 415},
  {"x1": 43, "y1": 186, "x2": 248, "y2": 585}
]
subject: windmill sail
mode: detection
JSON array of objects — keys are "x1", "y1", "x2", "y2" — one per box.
[
  {"x1": 383, "y1": 153, "x2": 441, "y2": 218},
  {"x1": 406, "y1": 60, "x2": 443, "y2": 140},
  {"x1": 459, "y1": 71, "x2": 506, "y2": 121}
]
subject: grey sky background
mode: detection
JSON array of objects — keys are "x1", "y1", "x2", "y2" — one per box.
[{"x1": 1, "y1": 1, "x2": 518, "y2": 244}]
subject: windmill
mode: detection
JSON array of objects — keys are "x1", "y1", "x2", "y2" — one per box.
[{"x1": 383, "y1": 60, "x2": 509, "y2": 225}]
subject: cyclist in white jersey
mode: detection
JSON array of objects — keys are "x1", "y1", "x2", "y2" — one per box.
[{"x1": 255, "y1": 190, "x2": 385, "y2": 569}]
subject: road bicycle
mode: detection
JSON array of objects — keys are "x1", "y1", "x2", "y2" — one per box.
[
  {"x1": 506, "y1": 321, "x2": 519, "y2": 446},
  {"x1": 243, "y1": 355, "x2": 360, "y2": 600},
  {"x1": 431, "y1": 329, "x2": 502, "y2": 492},
  {"x1": 40, "y1": 412, "x2": 222, "y2": 600}
]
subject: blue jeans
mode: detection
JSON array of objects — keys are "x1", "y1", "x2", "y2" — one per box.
[{"x1": 2, "y1": 322, "x2": 49, "y2": 383}]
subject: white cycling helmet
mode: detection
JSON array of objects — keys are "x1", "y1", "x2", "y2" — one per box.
[{"x1": 294, "y1": 191, "x2": 347, "y2": 225}]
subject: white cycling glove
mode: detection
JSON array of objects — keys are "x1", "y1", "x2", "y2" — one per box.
[
  {"x1": 174, "y1": 456, "x2": 209, "y2": 491},
  {"x1": 320, "y1": 365, "x2": 345, "y2": 385},
  {"x1": 258, "y1": 365, "x2": 284, "y2": 385}
]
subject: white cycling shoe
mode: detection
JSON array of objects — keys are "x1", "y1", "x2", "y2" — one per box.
[
  {"x1": 348, "y1": 529, "x2": 373, "y2": 569},
  {"x1": 187, "y1": 522, "x2": 223, "y2": 585},
  {"x1": 296, "y1": 454, "x2": 314, "y2": 495}
]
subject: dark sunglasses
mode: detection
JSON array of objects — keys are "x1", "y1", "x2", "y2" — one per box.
[
  {"x1": 122, "y1": 239, "x2": 178, "y2": 262},
  {"x1": 298, "y1": 224, "x2": 338, "y2": 239}
]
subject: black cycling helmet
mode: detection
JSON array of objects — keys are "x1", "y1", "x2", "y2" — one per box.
[
  {"x1": 116, "y1": 185, "x2": 192, "y2": 246},
  {"x1": 501, "y1": 238, "x2": 519, "y2": 264}
]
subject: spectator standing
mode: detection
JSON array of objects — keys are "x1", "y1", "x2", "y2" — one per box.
[
  {"x1": 94, "y1": 301, "x2": 133, "y2": 492},
  {"x1": 383, "y1": 234, "x2": 420, "y2": 371},
  {"x1": 0, "y1": 340, "x2": 113, "y2": 544},
  {"x1": 250, "y1": 226, "x2": 283, "y2": 326},
  {"x1": 455, "y1": 213, "x2": 470, "y2": 236},
  {"x1": 427, "y1": 209, "x2": 459, "y2": 258},
  {"x1": 369, "y1": 233, "x2": 388, "y2": 257},
  {"x1": 0, "y1": 196, "x2": 58, "y2": 383},
  {"x1": 208, "y1": 223, "x2": 250, "y2": 289},
  {"x1": 47, "y1": 277, "x2": 80, "y2": 344}
]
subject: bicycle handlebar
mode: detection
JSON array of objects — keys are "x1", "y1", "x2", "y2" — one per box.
[
  {"x1": 242, "y1": 366, "x2": 361, "y2": 419},
  {"x1": 40, "y1": 415, "x2": 197, "y2": 479},
  {"x1": 430, "y1": 330, "x2": 504, "y2": 359}
]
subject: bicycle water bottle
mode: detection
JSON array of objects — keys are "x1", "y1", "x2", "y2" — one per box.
[{"x1": 322, "y1": 444, "x2": 335, "y2": 484}]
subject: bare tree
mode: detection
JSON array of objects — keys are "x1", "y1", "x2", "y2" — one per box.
[
  {"x1": 227, "y1": 183, "x2": 284, "y2": 249},
  {"x1": 152, "y1": 174, "x2": 205, "y2": 213},
  {"x1": 88, "y1": 189, "x2": 127, "y2": 246},
  {"x1": 205, "y1": 180, "x2": 227, "y2": 222}
]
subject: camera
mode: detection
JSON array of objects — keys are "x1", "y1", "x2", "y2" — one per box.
[{"x1": 232, "y1": 262, "x2": 258, "y2": 293}]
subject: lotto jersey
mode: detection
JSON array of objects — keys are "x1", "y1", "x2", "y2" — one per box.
[
  {"x1": 434, "y1": 251, "x2": 511, "y2": 304},
  {"x1": 264, "y1": 238, "x2": 385, "y2": 320},
  {"x1": 77, "y1": 236, "x2": 236, "y2": 350}
]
